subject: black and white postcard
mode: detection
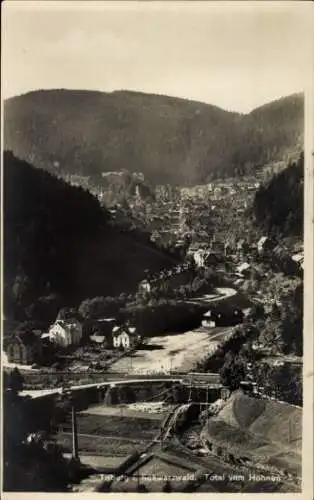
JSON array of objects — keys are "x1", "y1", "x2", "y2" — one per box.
[{"x1": 1, "y1": 1, "x2": 313, "y2": 497}]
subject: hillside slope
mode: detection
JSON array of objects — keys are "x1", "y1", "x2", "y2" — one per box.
[
  {"x1": 4, "y1": 89, "x2": 304, "y2": 185},
  {"x1": 209, "y1": 390, "x2": 301, "y2": 450},
  {"x1": 252, "y1": 153, "x2": 304, "y2": 238},
  {"x1": 204, "y1": 391, "x2": 301, "y2": 476},
  {"x1": 3, "y1": 152, "x2": 176, "y2": 317}
]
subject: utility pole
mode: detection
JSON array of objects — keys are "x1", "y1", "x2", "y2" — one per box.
[
  {"x1": 60, "y1": 387, "x2": 79, "y2": 462},
  {"x1": 71, "y1": 401, "x2": 79, "y2": 461},
  {"x1": 206, "y1": 386, "x2": 209, "y2": 426},
  {"x1": 188, "y1": 377, "x2": 192, "y2": 403}
]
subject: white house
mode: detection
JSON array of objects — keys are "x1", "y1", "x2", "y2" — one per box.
[
  {"x1": 236, "y1": 262, "x2": 251, "y2": 277},
  {"x1": 139, "y1": 279, "x2": 151, "y2": 294},
  {"x1": 292, "y1": 253, "x2": 304, "y2": 270},
  {"x1": 193, "y1": 249, "x2": 205, "y2": 268},
  {"x1": 49, "y1": 319, "x2": 83, "y2": 348},
  {"x1": 112, "y1": 325, "x2": 140, "y2": 350},
  {"x1": 193, "y1": 248, "x2": 211, "y2": 268},
  {"x1": 201, "y1": 311, "x2": 217, "y2": 328}
]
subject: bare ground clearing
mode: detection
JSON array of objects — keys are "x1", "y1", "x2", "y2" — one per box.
[{"x1": 108, "y1": 326, "x2": 234, "y2": 375}]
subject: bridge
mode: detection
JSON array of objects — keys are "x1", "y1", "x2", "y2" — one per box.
[
  {"x1": 21, "y1": 372, "x2": 222, "y2": 399},
  {"x1": 181, "y1": 372, "x2": 222, "y2": 388},
  {"x1": 21, "y1": 376, "x2": 182, "y2": 399}
]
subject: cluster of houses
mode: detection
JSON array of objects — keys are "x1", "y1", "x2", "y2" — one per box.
[
  {"x1": 90, "y1": 320, "x2": 141, "y2": 350},
  {"x1": 138, "y1": 262, "x2": 194, "y2": 294},
  {"x1": 114, "y1": 175, "x2": 262, "y2": 252},
  {"x1": 144, "y1": 202, "x2": 187, "y2": 246},
  {"x1": 201, "y1": 234, "x2": 294, "y2": 262},
  {"x1": 181, "y1": 178, "x2": 261, "y2": 202},
  {"x1": 185, "y1": 235, "x2": 277, "y2": 272},
  {"x1": 4, "y1": 316, "x2": 141, "y2": 366},
  {"x1": 137, "y1": 231, "x2": 298, "y2": 306}
]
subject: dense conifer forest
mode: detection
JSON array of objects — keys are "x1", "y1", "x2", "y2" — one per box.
[
  {"x1": 253, "y1": 153, "x2": 303, "y2": 237},
  {"x1": 3, "y1": 152, "x2": 175, "y2": 320}
]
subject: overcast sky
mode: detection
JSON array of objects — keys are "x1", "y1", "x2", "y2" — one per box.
[{"x1": 2, "y1": 1, "x2": 313, "y2": 112}]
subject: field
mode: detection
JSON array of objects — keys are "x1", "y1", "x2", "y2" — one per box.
[
  {"x1": 58, "y1": 433, "x2": 144, "y2": 456},
  {"x1": 62, "y1": 412, "x2": 160, "y2": 439},
  {"x1": 57, "y1": 410, "x2": 160, "y2": 459},
  {"x1": 108, "y1": 326, "x2": 234, "y2": 375}
]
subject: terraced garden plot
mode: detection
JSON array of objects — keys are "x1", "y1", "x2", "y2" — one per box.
[
  {"x1": 61, "y1": 413, "x2": 160, "y2": 440},
  {"x1": 58, "y1": 433, "x2": 146, "y2": 456}
]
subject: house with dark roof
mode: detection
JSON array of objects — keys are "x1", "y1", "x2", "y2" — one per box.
[
  {"x1": 5, "y1": 331, "x2": 42, "y2": 365},
  {"x1": 236, "y1": 239, "x2": 249, "y2": 258},
  {"x1": 87, "y1": 318, "x2": 116, "y2": 347}
]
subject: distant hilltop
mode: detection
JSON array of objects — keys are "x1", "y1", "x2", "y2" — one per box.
[
  {"x1": 62, "y1": 168, "x2": 153, "y2": 208},
  {"x1": 4, "y1": 89, "x2": 303, "y2": 185}
]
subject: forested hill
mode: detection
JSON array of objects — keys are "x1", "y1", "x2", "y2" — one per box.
[
  {"x1": 3, "y1": 152, "x2": 176, "y2": 319},
  {"x1": 253, "y1": 153, "x2": 304, "y2": 238},
  {"x1": 4, "y1": 89, "x2": 303, "y2": 185},
  {"x1": 228, "y1": 93, "x2": 304, "y2": 177}
]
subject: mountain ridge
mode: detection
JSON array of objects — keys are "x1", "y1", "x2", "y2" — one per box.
[
  {"x1": 4, "y1": 89, "x2": 304, "y2": 185},
  {"x1": 5, "y1": 87, "x2": 302, "y2": 114}
]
